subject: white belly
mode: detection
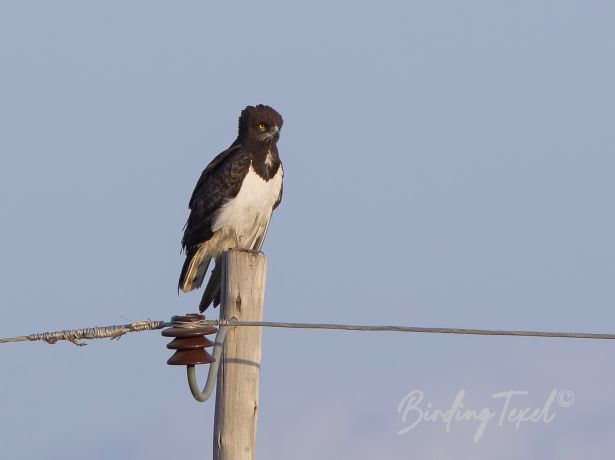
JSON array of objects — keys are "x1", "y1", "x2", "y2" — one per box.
[{"x1": 212, "y1": 164, "x2": 283, "y2": 249}]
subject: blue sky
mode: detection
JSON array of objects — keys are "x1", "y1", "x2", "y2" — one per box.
[{"x1": 1, "y1": 1, "x2": 614, "y2": 458}]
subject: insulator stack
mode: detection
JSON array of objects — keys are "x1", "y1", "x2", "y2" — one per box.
[{"x1": 162, "y1": 314, "x2": 218, "y2": 365}]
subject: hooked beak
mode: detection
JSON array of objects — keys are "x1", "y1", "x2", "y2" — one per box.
[{"x1": 272, "y1": 126, "x2": 280, "y2": 141}]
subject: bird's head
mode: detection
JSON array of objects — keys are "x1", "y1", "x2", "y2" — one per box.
[{"x1": 238, "y1": 104, "x2": 283, "y2": 144}]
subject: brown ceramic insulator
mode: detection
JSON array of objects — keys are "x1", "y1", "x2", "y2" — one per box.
[
  {"x1": 161, "y1": 326, "x2": 218, "y2": 338},
  {"x1": 171, "y1": 314, "x2": 205, "y2": 323},
  {"x1": 167, "y1": 348, "x2": 215, "y2": 365},
  {"x1": 166, "y1": 335, "x2": 215, "y2": 350},
  {"x1": 162, "y1": 313, "x2": 218, "y2": 366}
]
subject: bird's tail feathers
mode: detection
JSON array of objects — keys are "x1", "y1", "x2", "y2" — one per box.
[
  {"x1": 199, "y1": 258, "x2": 222, "y2": 312},
  {"x1": 178, "y1": 245, "x2": 211, "y2": 293}
]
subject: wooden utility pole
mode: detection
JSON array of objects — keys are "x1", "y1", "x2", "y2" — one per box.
[{"x1": 213, "y1": 250, "x2": 267, "y2": 460}]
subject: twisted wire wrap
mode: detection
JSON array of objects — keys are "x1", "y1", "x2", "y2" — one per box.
[{"x1": 0, "y1": 320, "x2": 168, "y2": 346}]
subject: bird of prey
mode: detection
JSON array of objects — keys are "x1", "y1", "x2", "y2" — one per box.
[{"x1": 179, "y1": 104, "x2": 284, "y2": 311}]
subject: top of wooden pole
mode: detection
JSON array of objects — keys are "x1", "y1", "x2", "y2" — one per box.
[{"x1": 214, "y1": 251, "x2": 267, "y2": 460}]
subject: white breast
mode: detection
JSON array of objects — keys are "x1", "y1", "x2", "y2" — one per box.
[{"x1": 211, "y1": 164, "x2": 283, "y2": 249}]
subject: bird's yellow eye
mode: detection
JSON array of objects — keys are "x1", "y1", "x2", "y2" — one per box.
[{"x1": 258, "y1": 123, "x2": 267, "y2": 130}]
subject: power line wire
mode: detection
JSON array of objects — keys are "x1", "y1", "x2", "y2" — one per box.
[{"x1": 1, "y1": 318, "x2": 615, "y2": 346}]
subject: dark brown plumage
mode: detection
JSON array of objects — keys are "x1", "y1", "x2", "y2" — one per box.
[{"x1": 179, "y1": 105, "x2": 284, "y2": 311}]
